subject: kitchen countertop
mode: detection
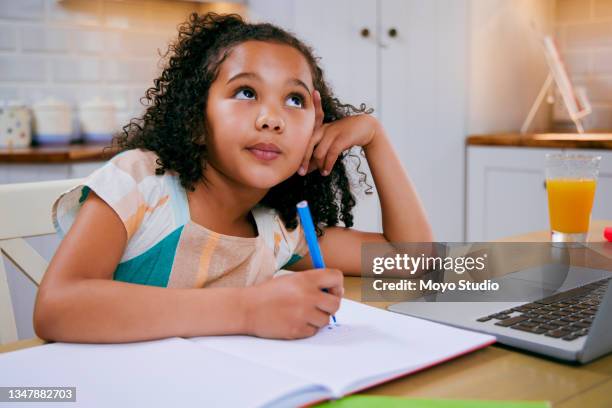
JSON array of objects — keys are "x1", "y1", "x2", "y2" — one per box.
[
  {"x1": 467, "y1": 132, "x2": 612, "y2": 149},
  {"x1": 1, "y1": 132, "x2": 611, "y2": 164},
  {"x1": 0, "y1": 144, "x2": 117, "y2": 163}
]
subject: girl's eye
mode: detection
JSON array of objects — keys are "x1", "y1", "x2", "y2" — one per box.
[
  {"x1": 287, "y1": 94, "x2": 304, "y2": 108},
  {"x1": 235, "y1": 87, "x2": 256, "y2": 100}
]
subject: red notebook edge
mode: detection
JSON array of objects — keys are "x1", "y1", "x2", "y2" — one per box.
[{"x1": 303, "y1": 337, "x2": 497, "y2": 407}]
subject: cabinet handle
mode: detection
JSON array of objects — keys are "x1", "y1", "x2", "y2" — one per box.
[
  {"x1": 360, "y1": 28, "x2": 370, "y2": 38},
  {"x1": 388, "y1": 27, "x2": 398, "y2": 38}
]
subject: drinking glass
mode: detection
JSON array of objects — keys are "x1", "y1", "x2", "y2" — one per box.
[{"x1": 545, "y1": 153, "x2": 601, "y2": 244}]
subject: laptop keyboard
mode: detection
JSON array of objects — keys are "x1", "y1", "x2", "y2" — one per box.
[{"x1": 476, "y1": 277, "x2": 610, "y2": 341}]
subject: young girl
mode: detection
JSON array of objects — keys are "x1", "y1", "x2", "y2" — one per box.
[{"x1": 34, "y1": 13, "x2": 432, "y2": 343}]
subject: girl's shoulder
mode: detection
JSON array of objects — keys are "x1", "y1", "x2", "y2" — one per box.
[{"x1": 53, "y1": 148, "x2": 187, "y2": 261}]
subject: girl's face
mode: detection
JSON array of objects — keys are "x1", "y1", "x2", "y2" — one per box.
[{"x1": 205, "y1": 40, "x2": 316, "y2": 190}]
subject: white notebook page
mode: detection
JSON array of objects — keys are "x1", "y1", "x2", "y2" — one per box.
[
  {"x1": 0, "y1": 337, "x2": 320, "y2": 408},
  {"x1": 189, "y1": 299, "x2": 496, "y2": 396}
]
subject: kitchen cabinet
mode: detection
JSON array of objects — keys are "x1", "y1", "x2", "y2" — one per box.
[
  {"x1": 467, "y1": 146, "x2": 612, "y2": 241},
  {"x1": 249, "y1": 0, "x2": 468, "y2": 240}
]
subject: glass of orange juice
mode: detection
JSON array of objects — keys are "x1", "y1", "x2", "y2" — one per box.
[{"x1": 545, "y1": 153, "x2": 601, "y2": 244}]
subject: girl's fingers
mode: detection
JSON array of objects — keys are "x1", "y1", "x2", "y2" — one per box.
[
  {"x1": 316, "y1": 291, "x2": 342, "y2": 315},
  {"x1": 308, "y1": 308, "x2": 334, "y2": 329},
  {"x1": 299, "y1": 127, "x2": 323, "y2": 175},
  {"x1": 312, "y1": 268, "x2": 344, "y2": 291},
  {"x1": 322, "y1": 142, "x2": 343, "y2": 175},
  {"x1": 327, "y1": 284, "x2": 344, "y2": 298},
  {"x1": 312, "y1": 129, "x2": 337, "y2": 171}
]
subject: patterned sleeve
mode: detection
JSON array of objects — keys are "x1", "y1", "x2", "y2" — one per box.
[{"x1": 52, "y1": 149, "x2": 172, "y2": 262}]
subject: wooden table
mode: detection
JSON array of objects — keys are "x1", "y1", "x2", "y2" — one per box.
[{"x1": 2, "y1": 221, "x2": 611, "y2": 407}]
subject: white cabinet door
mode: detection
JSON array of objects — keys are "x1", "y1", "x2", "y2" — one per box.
[
  {"x1": 380, "y1": 0, "x2": 468, "y2": 241},
  {"x1": 467, "y1": 146, "x2": 612, "y2": 241},
  {"x1": 292, "y1": 0, "x2": 381, "y2": 232},
  {"x1": 293, "y1": 0, "x2": 378, "y2": 114}
]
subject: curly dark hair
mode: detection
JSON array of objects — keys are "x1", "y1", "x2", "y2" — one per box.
[{"x1": 112, "y1": 12, "x2": 373, "y2": 236}]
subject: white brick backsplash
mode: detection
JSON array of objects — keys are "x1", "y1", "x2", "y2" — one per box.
[
  {"x1": 149, "y1": 1, "x2": 199, "y2": 31},
  {"x1": 106, "y1": 31, "x2": 173, "y2": 57},
  {"x1": 72, "y1": 29, "x2": 105, "y2": 54},
  {"x1": 47, "y1": 0, "x2": 101, "y2": 26},
  {"x1": 21, "y1": 26, "x2": 71, "y2": 52},
  {"x1": 129, "y1": 86, "x2": 153, "y2": 110},
  {"x1": 588, "y1": 105, "x2": 612, "y2": 129},
  {"x1": 0, "y1": 24, "x2": 16, "y2": 50},
  {"x1": 0, "y1": 86, "x2": 20, "y2": 102},
  {"x1": 103, "y1": 87, "x2": 130, "y2": 110},
  {"x1": 560, "y1": 51, "x2": 591, "y2": 75},
  {"x1": 592, "y1": 50, "x2": 612, "y2": 74},
  {"x1": 0, "y1": 0, "x2": 44, "y2": 21},
  {"x1": 52, "y1": 57, "x2": 103, "y2": 82},
  {"x1": 104, "y1": 59, "x2": 160, "y2": 83},
  {"x1": 582, "y1": 76, "x2": 612, "y2": 103},
  {"x1": 62, "y1": 85, "x2": 131, "y2": 109},
  {"x1": 555, "y1": 0, "x2": 612, "y2": 128},
  {"x1": 21, "y1": 86, "x2": 79, "y2": 105},
  {"x1": 103, "y1": 0, "x2": 150, "y2": 30},
  {"x1": 565, "y1": 22, "x2": 612, "y2": 48},
  {"x1": 116, "y1": 109, "x2": 145, "y2": 128},
  {"x1": 0, "y1": 55, "x2": 46, "y2": 81},
  {"x1": 20, "y1": 84, "x2": 124, "y2": 106},
  {"x1": 2, "y1": 0, "x2": 243, "y2": 139}
]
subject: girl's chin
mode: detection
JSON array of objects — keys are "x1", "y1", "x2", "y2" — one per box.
[{"x1": 242, "y1": 170, "x2": 296, "y2": 189}]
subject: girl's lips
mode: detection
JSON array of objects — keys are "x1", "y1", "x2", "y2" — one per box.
[{"x1": 247, "y1": 148, "x2": 281, "y2": 161}]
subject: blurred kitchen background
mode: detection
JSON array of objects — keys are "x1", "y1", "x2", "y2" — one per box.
[{"x1": 0, "y1": 0, "x2": 611, "y2": 340}]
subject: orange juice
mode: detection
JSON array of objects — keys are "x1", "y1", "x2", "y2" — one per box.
[{"x1": 546, "y1": 178, "x2": 596, "y2": 233}]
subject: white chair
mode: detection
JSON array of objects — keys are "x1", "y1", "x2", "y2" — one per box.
[{"x1": 0, "y1": 178, "x2": 82, "y2": 344}]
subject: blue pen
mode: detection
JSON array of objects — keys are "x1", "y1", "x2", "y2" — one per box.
[{"x1": 296, "y1": 200, "x2": 337, "y2": 324}]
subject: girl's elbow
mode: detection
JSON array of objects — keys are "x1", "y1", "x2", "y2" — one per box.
[{"x1": 33, "y1": 288, "x2": 63, "y2": 341}]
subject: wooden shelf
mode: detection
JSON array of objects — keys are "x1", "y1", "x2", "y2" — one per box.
[
  {"x1": 467, "y1": 133, "x2": 612, "y2": 150},
  {"x1": 0, "y1": 144, "x2": 119, "y2": 164}
]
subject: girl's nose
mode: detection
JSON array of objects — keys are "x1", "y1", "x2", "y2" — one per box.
[{"x1": 255, "y1": 112, "x2": 285, "y2": 133}]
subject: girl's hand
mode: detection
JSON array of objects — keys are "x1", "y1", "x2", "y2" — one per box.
[
  {"x1": 243, "y1": 268, "x2": 343, "y2": 339},
  {"x1": 298, "y1": 90, "x2": 381, "y2": 176}
]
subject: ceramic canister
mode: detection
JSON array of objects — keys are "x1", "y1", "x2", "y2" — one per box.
[
  {"x1": 31, "y1": 97, "x2": 73, "y2": 145},
  {"x1": 0, "y1": 102, "x2": 32, "y2": 148},
  {"x1": 79, "y1": 97, "x2": 117, "y2": 144}
]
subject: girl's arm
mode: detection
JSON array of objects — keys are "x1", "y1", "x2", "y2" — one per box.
[
  {"x1": 35, "y1": 192, "x2": 342, "y2": 343},
  {"x1": 290, "y1": 93, "x2": 433, "y2": 276},
  {"x1": 361, "y1": 116, "x2": 433, "y2": 244}
]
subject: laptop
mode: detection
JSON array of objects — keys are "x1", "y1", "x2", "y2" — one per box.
[{"x1": 388, "y1": 264, "x2": 612, "y2": 363}]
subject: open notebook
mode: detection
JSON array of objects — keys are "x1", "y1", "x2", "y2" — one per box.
[{"x1": 0, "y1": 300, "x2": 495, "y2": 407}]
